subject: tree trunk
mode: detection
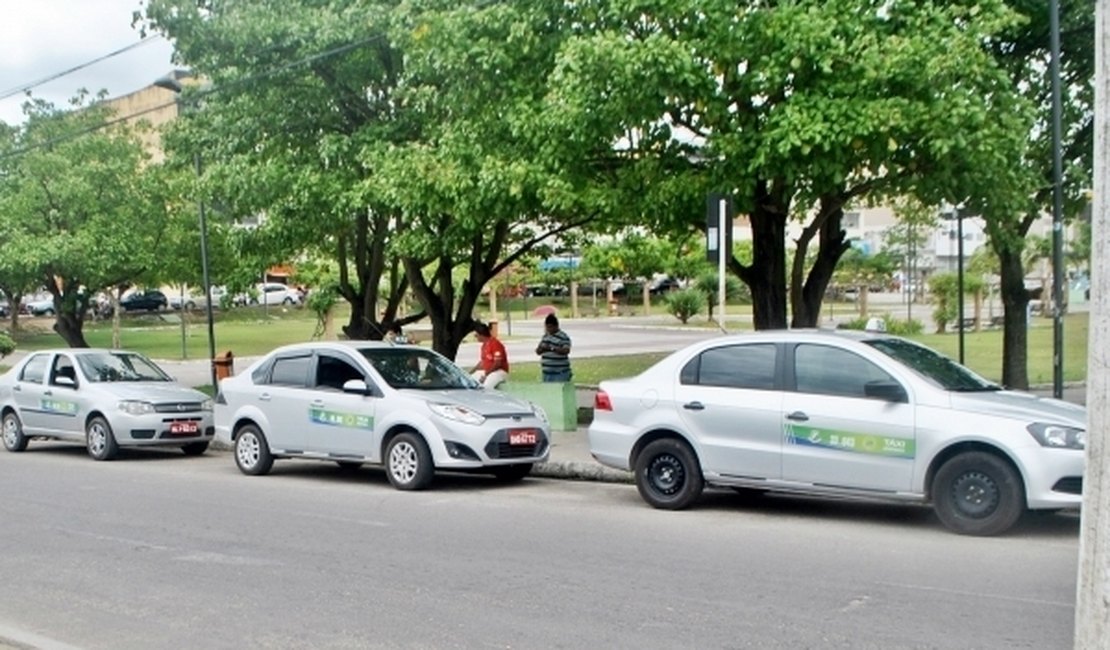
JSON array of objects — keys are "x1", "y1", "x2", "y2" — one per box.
[
  {"x1": 998, "y1": 248, "x2": 1031, "y2": 389},
  {"x1": 53, "y1": 311, "x2": 89, "y2": 348},
  {"x1": 741, "y1": 190, "x2": 790, "y2": 330},
  {"x1": 791, "y1": 199, "x2": 849, "y2": 328}
]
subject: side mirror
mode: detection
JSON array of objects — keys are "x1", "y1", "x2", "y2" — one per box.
[
  {"x1": 342, "y1": 379, "x2": 372, "y2": 396},
  {"x1": 54, "y1": 376, "x2": 76, "y2": 388},
  {"x1": 865, "y1": 380, "x2": 907, "y2": 403}
]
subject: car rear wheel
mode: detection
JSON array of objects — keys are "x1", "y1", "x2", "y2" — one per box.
[
  {"x1": 181, "y1": 441, "x2": 209, "y2": 456},
  {"x1": 385, "y1": 432, "x2": 434, "y2": 490},
  {"x1": 86, "y1": 416, "x2": 119, "y2": 461},
  {"x1": 2, "y1": 412, "x2": 27, "y2": 452},
  {"x1": 634, "y1": 438, "x2": 704, "y2": 510},
  {"x1": 932, "y1": 452, "x2": 1025, "y2": 536},
  {"x1": 491, "y1": 463, "x2": 533, "y2": 482},
  {"x1": 234, "y1": 424, "x2": 274, "y2": 475},
  {"x1": 282, "y1": 297, "x2": 294, "y2": 306}
]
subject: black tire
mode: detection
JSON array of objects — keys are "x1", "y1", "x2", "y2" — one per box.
[
  {"x1": 2, "y1": 412, "x2": 28, "y2": 452},
  {"x1": 335, "y1": 460, "x2": 363, "y2": 471},
  {"x1": 634, "y1": 438, "x2": 704, "y2": 509},
  {"x1": 181, "y1": 441, "x2": 209, "y2": 456},
  {"x1": 385, "y1": 432, "x2": 434, "y2": 490},
  {"x1": 43, "y1": 308, "x2": 55, "y2": 316},
  {"x1": 234, "y1": 424, "x2": 274, "y2": 475},
  {"x1": 282, "y1": 297, "x2": 294, "y2": 306},
  {"x1": 932, "y1": 452, "x2": 1025, "y2": 536},
  {"x1": 185, "y1": 301, "x2": 196, "y2": 311},
  {"x1": 491, "y1": 463, "x2": 533, "y2": 482},
  {"x1": 86, "y1": 416, "x2": 119, "y2": 461}
]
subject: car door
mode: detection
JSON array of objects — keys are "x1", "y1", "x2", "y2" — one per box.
[
  {"x1": 38, "y1": 353, "x2": 85, "y2": 437},
  {"x1": 11, "y1": 353, "x2": 52, "y2": 434},
  {"x1": 674, "y1": 342, "x2": 784, "y2": 480},
  {"x1": 303, "y1": 351, "x2": 379, "y2": 457},
  {"x1": 781, "y1": 342, "x2": 916, "y2": 492},
  {"x1": 254, "y1": 352, "x2": 315, "y2": 453}
]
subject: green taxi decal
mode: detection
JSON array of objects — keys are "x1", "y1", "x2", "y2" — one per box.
[
  {"x1": 309, "y1": 407, "x2": 374, "y2": 430},
  {"x1": 40, "y1": 398, "x2": 79, "y2": 416},
  {"x1": 786, "y1": 424, "x2": 915, "y2": 459}
]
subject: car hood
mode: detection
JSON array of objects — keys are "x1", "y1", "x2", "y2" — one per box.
[
  {"x1": 94, "y1": 382, "x2": 209, "y2": 403},
  {"x1": 400, "y1": 388, "x2": 536, "y2": 416},
  {"x1": 949, "y1": 390, "x2": 1086, "y2": 427}
]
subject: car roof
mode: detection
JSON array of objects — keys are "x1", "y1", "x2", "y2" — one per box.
[
  {"x1": 25, "y1": 348, "x2": 144, "y2": 356},
  {"x1": 266, "y1": 340, "x2": 403, "y2": 356}
]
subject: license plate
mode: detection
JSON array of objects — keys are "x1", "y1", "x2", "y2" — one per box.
[
  {"x1": 508, "y1": 429, "x2": 538, "y2": 446},
  {"x1": 169, "y1": 421, "x2": 199, "y2": 435}
]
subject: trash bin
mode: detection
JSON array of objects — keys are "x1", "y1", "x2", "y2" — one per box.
[{"x1": 213, "y1": 350, "x2": 235, "y2": 381}]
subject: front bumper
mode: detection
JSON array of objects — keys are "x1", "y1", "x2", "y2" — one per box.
[
  {"x1": 1012, "y1": 445, "x2": 1085, "y2": 509},
  {"x1": 109, "y1": 411, "x2": 215, "y2": 446}
]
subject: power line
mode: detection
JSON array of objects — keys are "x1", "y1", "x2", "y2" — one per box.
[{"x1": 0, "y1": 36, "x2": 165, "y2": 101}]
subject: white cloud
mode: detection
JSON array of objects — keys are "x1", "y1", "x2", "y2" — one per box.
[{"x1": 0, "y1": 0, "x2": 176, "y2": 125}]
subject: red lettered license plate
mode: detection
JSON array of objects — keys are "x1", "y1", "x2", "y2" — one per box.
[
  {"x1": 508, "y1": 429, "x2": 538, "y2": 446},
  {"x1": 169, "y1": 421, "x2": 199, "y2": 435}
]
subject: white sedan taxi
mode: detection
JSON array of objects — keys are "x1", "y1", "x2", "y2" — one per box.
[
  {"x1": 215, "y1": 341, "x2": 550, "y2": 489},
  {"x1": 588, "y1": 330, "x2": 1086, "y2": 536},
  {"x1": 1, "y1": 349, "x2": 214, "y2": 460}
]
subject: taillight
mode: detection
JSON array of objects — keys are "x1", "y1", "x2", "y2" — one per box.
[{"x1": 594, "y1": 390, "x2": 613, "y2": 411}]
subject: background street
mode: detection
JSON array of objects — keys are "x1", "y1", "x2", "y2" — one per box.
[{"x1": 0, "y1": 445, "x2": 1080, "y2": 650}]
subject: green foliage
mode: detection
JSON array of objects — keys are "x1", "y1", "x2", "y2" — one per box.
[
  {"x1": 0, "y1": 331, "x2": 15, "y2": 358},
  {"x1": 927, "y1": 272, "x2": 985, "y2": 334},
  {"x1": 838, "y1": 314, "x2": 924, "y2": 336},
  {"x1": 664, "y1": 288, "x2": 705, "y2": 324},
  {"x1": 693, "y1": 271, "x2": 747, "y2": 318}
]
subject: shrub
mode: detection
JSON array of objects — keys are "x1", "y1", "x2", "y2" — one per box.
[
  {"x1": 0, "y1": 331, "x2": 15, "y2": 358},
  {"x1": 665, "y1": 288, "x2": 705, "y2": 324},
  {"x1": 838, "y1": 314, "x2": 924, "y2": 336}
]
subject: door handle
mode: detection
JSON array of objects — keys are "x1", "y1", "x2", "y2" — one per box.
[
  {"x1": 786, "y1": 411, "x2": 809, "y2": 422},
  {"x1": 43, "y1": 390, "x2": 52, "y2": 397},
  {"x1": 259, "y1": 393, "x2": 272, "y2": 402},
  {"x1": 12, "y1": 386, "x2": 20, "y2": 392},
  {"x1": 683, "y1": 401, "x2": 705, "y2": 411},
  {"x1": 311, "y1": 399, "x2": 325, "y2": 406}
]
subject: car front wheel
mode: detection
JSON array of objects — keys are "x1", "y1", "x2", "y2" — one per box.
[
  {"x1": 634, "y1": 438, "x2": 704, "y2": 510},
  {"x1": 2, "y1": 412, "x2": 27, "y2": 452},
  {"x1": 86, "y1": 416, "x2": 119, "y2": 461},
  {"x1": 932, "y1": 451, "x2": 1025, "y2": 536},
  {"x1": 385, "y1": 432, "x2": 434, "y2": 490},
  {"x1": 234, "y1": 424, "x2": 274, "y2": 475}
]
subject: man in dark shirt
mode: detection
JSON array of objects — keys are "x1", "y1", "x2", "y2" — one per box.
[{"x1": 535, "y1": 314, "x2": 572, "y2": 382}]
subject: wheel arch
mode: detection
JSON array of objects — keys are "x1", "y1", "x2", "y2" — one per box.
[
  {"x1": 379, "y1": 424, "x2": 423, "y2": 460},
  {"x1": 924, "y1": 441, "x2": 1026, "y2": 503},
  {"x1": 84, "y1": 410, "x2": 109, "y2": 429},
  {"x1": 629, "y1": 428, "x2": 700, "y2": 469},
  {"x1": 231, "y1": 417, "x2": 263, "y2": 441}
]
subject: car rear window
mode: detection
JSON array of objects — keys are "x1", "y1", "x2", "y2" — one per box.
[{"x1": 680, "y1": 343, "x2": 776, "y2": 390}]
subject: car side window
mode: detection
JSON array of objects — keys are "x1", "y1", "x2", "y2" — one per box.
[
  {"x1": 50, "y1": 355, "x2": 78, "y2": 387},
  {"x1": 268, "y1": 355, "x2": 312, "y2": 388},
  {"x1": 680, "y1": 343, "x2": 777, "y2": 390},
  {"x1": 313, "y1": 353, "x2": 366, "y2": 391},
  {"x1": 251, "y1": 358, "x2": 274, "y2": 384},
  {"x1": 793, "y1": 344, "x2": 899, "y2": 399},
  {"x1": 19, "y1": 354, "x2": 49, "y2": 384}
]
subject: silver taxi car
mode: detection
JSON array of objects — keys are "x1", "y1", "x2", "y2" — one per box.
[
  {"x1": 1, "y1": 349, "x2": 214, "y2": 460},
  {"x1": 215, "y1": 341, "x2": 550, "y2": 489},
  {"x1": 588, "y1": 330, "x2": 1086, "y2": 536}
]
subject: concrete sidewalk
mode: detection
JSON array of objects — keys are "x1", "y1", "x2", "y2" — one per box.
[{"x1": 532, "y1": 427, "x2": 632, "y2": 483}]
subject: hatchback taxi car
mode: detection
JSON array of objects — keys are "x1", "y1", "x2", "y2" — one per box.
[
  {"x1": 0, "y1": 349, "x2": 214, "y2": 460},
  {"x1": 215, "y1": 341, "x2": 550, "y2": 489},
  {"x1": 588, "y1": 330, "x2": 1086, "y2": 536}
]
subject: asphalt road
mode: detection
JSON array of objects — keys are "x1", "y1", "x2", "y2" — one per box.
[{"x1": 0, "y1": 445, "x2": 1080, "y2": 650}]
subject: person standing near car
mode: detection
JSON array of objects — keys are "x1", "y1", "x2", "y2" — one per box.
[
  {"x1": 470, "y1": 322, "x2": 509, "y2": 389},
  {"x1": 535, "y1": 313, "x2": 572, "y2": 382}
]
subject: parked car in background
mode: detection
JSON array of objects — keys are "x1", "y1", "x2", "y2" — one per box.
[
  {"x1": 248, "y1": 282, "x2": 303, "y2": 306},
  {"x1": 169, "y1": 286, "x2": 232, "y2": 311},
  {"x1": 0, "y1": 349, "x2": 214, "y2": 460},
  {"x1": 216, "y1": 341, "x2": 550, "y2": 489},
  {"x1": 0, "y1": 301, "x2": 9, "y2": 318},
  {"x1": 120, "y1": 290, "x2": 168, "y2": 312},
  {"x1": 23, "y1": 297, "x2": 56, "y2": 316},
  {"x1": 525, "y1": 284, "x2": 569, "y2": 297},
  {"x1": 588, "y1": 329, "x2": 1086, "y2": 536}
]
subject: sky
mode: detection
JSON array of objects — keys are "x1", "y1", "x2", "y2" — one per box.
[{"x1": 0, "y1": 0, "x2": 177, "y2": 126}]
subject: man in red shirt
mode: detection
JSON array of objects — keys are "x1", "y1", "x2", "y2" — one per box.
[{"x1": 470, "y1": 322, "x2": 509, "y2": 389}]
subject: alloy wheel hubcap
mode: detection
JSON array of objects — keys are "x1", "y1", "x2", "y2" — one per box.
[
  {"x1": 88, "y1": 424, "x2": 105, "y2": 454},
  {"x1": 238, "y1": 434, "x2": 260, "y2": 467},
  {"x1": 3, "y1": 419, "x2": 16, "y2": 446},
  {"x1": 390, "y1": 442, "x2": 418, "y2": 483}
]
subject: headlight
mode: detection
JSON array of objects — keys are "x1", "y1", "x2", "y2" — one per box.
[
  {"x1": 530, "y1": 401, "x2": 549, "y2": 424},
  {"x1": 428, "y1": 402, "x2": 485, "y2": 425},
  {"x1": 118, "y1": 400, "x2": 155, "y2": 415},
  {"x1": 1028, "y1": 422, "x2": 1085, "y2": 450},
  {"x1": 201, "y1": 399, "x2": 214, "y2": 412}
]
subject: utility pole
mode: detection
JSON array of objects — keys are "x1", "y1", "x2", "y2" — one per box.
[{"x1": 1076, "y1": 0, "x2": 1109, "y2": 645}]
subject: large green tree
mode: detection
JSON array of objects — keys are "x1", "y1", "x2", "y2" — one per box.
[
  {"x1": 543, "y1": 0, "x2": 1034, "y2": 330},
  {"x1": 0, "y1": 98, "x2": 167, "y2": 347}
]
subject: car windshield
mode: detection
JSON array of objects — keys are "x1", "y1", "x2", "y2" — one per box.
[
  {"x1": 865, "y1": 338, "x2": 1000, "y2": 392},
  {"x1": 358, "y1": 348, "x2": 478, "y2": 390},
  {"x1": 76, "y1": 352, "x2": 172, "y2": 383}
]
